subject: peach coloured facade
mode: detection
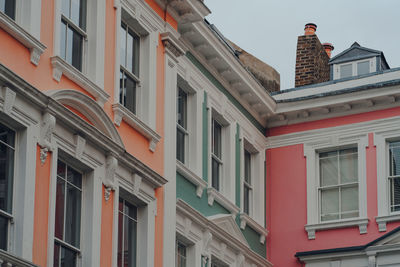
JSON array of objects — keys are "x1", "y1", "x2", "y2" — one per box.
[
  {"x1": 0, "y1": 0, "x2": 177, "y2": 266},
  {"x1": 266, "y1": 108, "x2": 400, "y2": 267}
]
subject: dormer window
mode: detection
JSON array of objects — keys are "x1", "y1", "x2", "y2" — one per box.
[{"x1": 335, "y1": 58, "x2": 374, "y2": 80}]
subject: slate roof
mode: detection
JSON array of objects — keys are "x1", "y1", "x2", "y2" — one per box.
[{"x1": 329, "y1": 42, "x2": 390, "y2": 69}]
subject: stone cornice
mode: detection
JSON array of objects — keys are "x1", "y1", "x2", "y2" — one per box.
[
  {"x1": 176, "y1": 199, "x2": 272, "y2": 267},
  {"x1": 0, "y1": 63, "x2": 167, "y2": 188}
]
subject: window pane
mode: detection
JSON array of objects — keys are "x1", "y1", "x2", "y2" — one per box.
[
  {"x1": 176, "y1": 242, "x2": 186, "y2": 267},
  {"x1": 60, "y1": 21, "x2": 67, "y2": 61},
  {"x1": 57, "y1": 160, "x2": 66, "y2": 178},
  {"x1": 390, "y1": 177, "x2": 400, "y2": 212},
  {"x1": 244, "y1": 150, "x2": 251, "y2": 184},
  {"x1": 119, "y1": 70, "x2": 125, "y2": 105},
  {"x1": 117, "y1": 209, "x2": 123, "y2": 267},
  {"x1": 213, "y1": 120, "x2": 222, "y2": 158},
  {"x1": 176, "y1": 128, "x2": 185, "y2": 163},
  {"x1": 340, "y1": 64, "x2": 352, "y2": 79},
  {"x1": 339, "y1": 150, "x2": 358, "y2": 183},
  {"x1": 390, "y1": 142, "x2": 400, "y2": 176},
  {"x1": 71, "y1": 28, "x2": 83, "y2": 71},
  {"x1": 212, "y1": 158, "x2": 220, "y2": 191},
  {"x1": 55, "y1": 177, "x2": 65, "y2": 240},
  {"x1": 70, "y1": 0, "x2": 86, "y2": 30},
  {"x1": 357, "y1": 61, "x2": 369, "y2": 76},
  {"x1": 177, "y1": 88, "x2": 187, "y2": 128},
  {"x1": 126, "y1": 216, "x2": 137, "y2": 267},
  {"x1": 0, "y1": 215, "x2": 8, "y2": 250},
  {"x1": 65, "y1": 184, "x2": 81, "y2": 248},
  {"x1": 53, "y1": 242, "x2": 61, "y2": 267},
  {"x1": 60, "y1": 245, "x2": 77, "y2": 267},
  {"x1": 124, "y1": 74, "x2": 136, "y2": 114},
  {"x1": 0, "y1": 0, "x2": 16, "y2": 20},
  {"x1": 321, "y1": 188, "x2": 339, "y2": 221},
  {"x1": 125, "y1": 201, "x2": 137, "y2": 220},
  {"x1": 127, "y1": 28, "x2": 140, "y2": 76},
  {"x1": 341, "y1": 186, "x2": 359, "y2": 219},
  {"x1": 244, "y1": 186, "x2": 250, "y2": 215},
  {"x1": 66, "y1": 25, "x2": 73, "y2": 65},
  {"x1": 67, "y1": 166, "x2": 82, "y2": 189},
  {"x1": 0, "y1": 128, "x2": 14, "y2": 214},
  {"x1": 320, "y1": 154, "x2": 338, "y2": 186},
  {"x1": 120, "y1": 24, "x2": 127, "y2": 68}
]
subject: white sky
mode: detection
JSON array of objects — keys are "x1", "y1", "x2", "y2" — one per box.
[{"x1": 203, "y1": 0, "x2": 400, "y2": 90}]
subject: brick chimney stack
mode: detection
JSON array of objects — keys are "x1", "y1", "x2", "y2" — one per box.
[{"x1": 295, "y1": 23, "x2": 330, "y2": 87}]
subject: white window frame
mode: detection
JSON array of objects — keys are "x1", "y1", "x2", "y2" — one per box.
[
  {"x1": 52, "y1": 0, "x2": 107, "y2": 103},
  {"x1": 112, "y1": 0, "x2": 158, "y2": 127},
  {"x1": 304, "y1": 134, "x2": 368, "y2": 239},
  {"x1": 53, "y1": 159, "x2": 84, "y2": 267},
  {"x1": 375, "y1": 128, "x2": 400, "y2": 232},
  {"x1": 333, "y1": 57, "x2": 376, "y2": 80},
  {"x1": 113, "y1": 172, "x2": 157, "y2": 267}
]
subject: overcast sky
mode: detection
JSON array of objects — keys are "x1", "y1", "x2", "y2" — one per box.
[{"x1": 203, "y1": 0, "x2": 400, "y2": 90}]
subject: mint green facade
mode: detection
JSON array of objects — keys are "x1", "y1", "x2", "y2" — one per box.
[{"x1": 175, "y1": 54, "x2": 267, "y2": 259}]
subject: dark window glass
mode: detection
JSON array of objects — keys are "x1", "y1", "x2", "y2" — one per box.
[
  {"x1": 244, "y1": 150, "x2": 251, "y2": 215},
  {"x1": 177, "y1": 88, "x2": 187, "y2": 128},
  {"x1": 0, "y1": 215, "x2": 8, "y2": 250},
  {"x1": 60, "y1": 0, "x2": 86, "y2": 71},
  {"x1": 54, "y1": 160, "x2": 82, "y2": 267},
  {"x1": 212, "y1": 158, "x2": 220, "y2": 190},
  {"x1": 211, "y1": 119, "x2": 222, "y2": 190},
  {"x1": 176, "y1": 129, "x2": 185, "y2": 163},
  {"x1": 243, "y1": 185, "x2": 250, "y2": 215},
  {"x1": 0, "y1": 123, "x2": 15, "y2": 214},
  {"x1": 0, "y1": 0, "x2": 16, "y2": 20},
  {"x1": 212, "y1": 120, "x2": 222, "y2": 159},
  {"x1": 53, "y1": 242, "x2": 77, "y2": 267},
  {"x1": 244, "y1": 150, "x2": 251, "y2": 184},
  {"x1": 175, "y1": 241, "x2": 186, "y2": 267},
  {"x1": 176, "y1": 88, "x2": 187, "y2": 163},
  {"x1": 120, "y1": 22, "x2": 140, "y2": 114},
  {"x1": 118, "y1": 198, "x2": 137, "y2": 267},
  {"x1": 119, "y1": 71, "x2": 137, "y2": 114},
  {"x1": 389, "y1": 142, "x2": 400, "y2": 212},
  {"x1": 61, "y1": 0, "x2": 86, "y2": 30}
]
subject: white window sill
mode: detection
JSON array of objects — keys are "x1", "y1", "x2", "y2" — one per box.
[
  {"x1": 176, "y1": 160, "x2": 207, "y2": 197},
  {"x1": 239, "y1": 213, "x2": 268, "y2": 244},
  {"x1": 376, "y1": 213, "x2": 400, "y2": 232},
  {"x1": 0, "y1": 12, "x2": 46, "y2": 66},
  {"x1": 305, "y1": 218, "x2": 369, "y2": 240},
  {"x1": 112, "y1": 103, "x2": 161, "y2": 152},
  {"x1": 50, "y1": 56, "x2": 109, "y2": 107},
  {"x1": 207, "y1": 187, "x2": 240, "y2": 216}
]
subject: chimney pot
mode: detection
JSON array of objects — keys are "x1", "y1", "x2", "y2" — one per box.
[
  {"x1": 304, "y1": 23, "x2": 317, "y2": 35},
  {"x1": 322, "y1": 43, "x2": 334, "y2": 58}
]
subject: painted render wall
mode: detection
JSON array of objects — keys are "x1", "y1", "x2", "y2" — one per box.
[{"x1": 266, "y1": 108, "x2": 400, "y2": 267}]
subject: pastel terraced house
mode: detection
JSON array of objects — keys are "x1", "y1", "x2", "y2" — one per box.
[{"x1": 1, "y1": 1, "x2": 400, "y2": 267}]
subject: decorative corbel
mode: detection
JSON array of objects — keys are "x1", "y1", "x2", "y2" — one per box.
[
  {"x1": 202, "y1": 230, "x2": 212, "y2": 259},
  {"x1": 132, "y1": 173, "x2": 142, "y2": 196},
  {"x1": 39, "y1": 112, "x2": 56, "y2": 164},
  {"x1": 103, "y1": 155, "x2": 118, "y2": 201},
  {"x1": 74, "y1": 134, "x2": 86, "y2": 160},
  {"x1": 2, "y1": 87, "x2": 16, "y2": 115},
  {"x1": 236, "y1": 254, "x2": 245, "y2": 267}
]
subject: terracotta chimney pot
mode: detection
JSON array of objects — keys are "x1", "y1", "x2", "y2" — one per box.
[
  {"x1": 322, "y1": 43, "x2": 334, "y2": 58},
  {"x1": 304, "y1": 23, "x2": 317, "y2": 35}
]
